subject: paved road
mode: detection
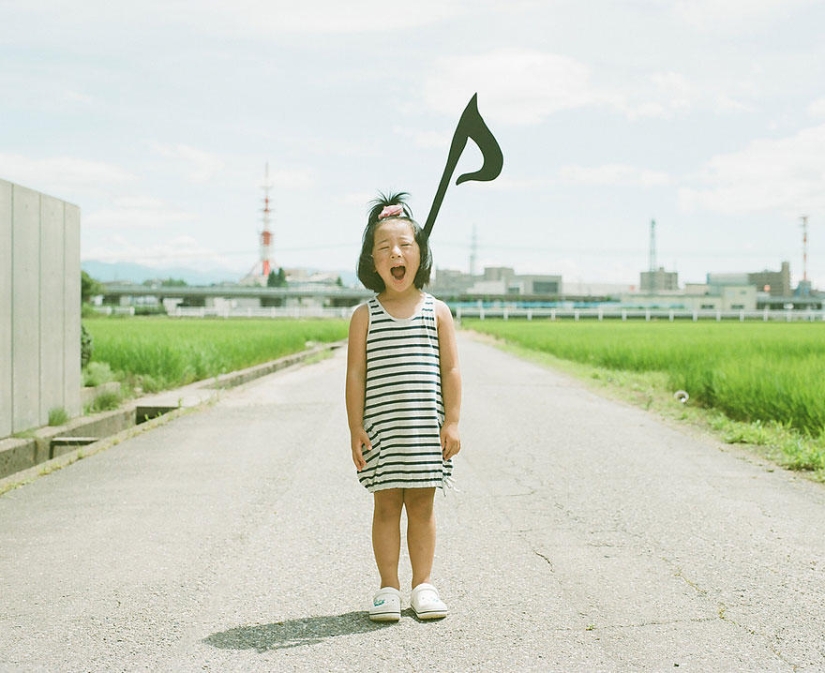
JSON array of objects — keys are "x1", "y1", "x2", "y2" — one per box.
[{"x1": 1, "y1": 333, "x2": 824, "y2": 672}]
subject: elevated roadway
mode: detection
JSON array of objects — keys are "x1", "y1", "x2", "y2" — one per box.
[{"x1": 100, "y1": 282, "x2": 373, "y2": 307}]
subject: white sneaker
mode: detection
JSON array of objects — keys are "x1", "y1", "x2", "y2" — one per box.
[
  {"x1": 410, "y1": 583, "x2": 448, "y2": 620},
  {"x1": 369, "y1": 587, "x2": 401, "y2": 622}
]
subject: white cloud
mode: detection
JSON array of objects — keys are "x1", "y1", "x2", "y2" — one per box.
[
  {"x1": 84, "y1": 197, "x2": 197, "y2": 230},
  {"x1": 559, "y1": 164, "x2": 671, "y2": 187},
  {"x1": 0, "y1": 74, "x2": 97, "y2": 113},
  {"x1": 343, "y1": 191, "x2": 377, "y2": 207},
  {"x1": 188, "y1": 0, "x2": 466, "y2": 34},
  {"x1": 6, "y1": 0, "x2": 486, "y2": 38},
  {"x1": 714, "y1": 95, "x2": 754, "y2": 114},
  {"x1": 392, "y1": 126, "x2": 453, "y2": 150},
  {"x1": 83, "y1": 234, "x2": 242, "y2": 269},
  {"x1": 672, "y1": 0, "x2": 818, "y2": 32},
  {"x1": 424, "y1": 49, "x2": 601, "y2": 125},
  {"x1": 678, "y1": 123, "x2": 825, "y2": 215},
  {"x1": 266, "y1": 168, "x2": 314, "y2": 191},
  {"x1": 151, "y1": 143, "x2": 224, "y2": 183},
  {"x1": 0, "y1": 153, "x2": 135, "y2": 198},
  {"x1": 481, "y1": 175, "x2": 554, "y2": 192},
  {"x1": 612, "y1": 71, "x2": 700, "y2": 120},
  {"x1": 424, "y1": 49, "x2": 739, "y2": 125},
  {"x1": 808, "y1": 98, "x2": 825, "y2": 118},
  {"x1": 607, "y1": 69, "x2": 754, "y2": 120}
]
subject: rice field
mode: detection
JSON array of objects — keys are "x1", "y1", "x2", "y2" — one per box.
[
  {"x1": 83, "y1": 317, "x2": 349, "y2": 392},
  {"x1": 82, "y1": 315, "x2": 824, "y2": 475},
  {"x1": 464, "y1": 320, "x2": 825, "y2": 439}
]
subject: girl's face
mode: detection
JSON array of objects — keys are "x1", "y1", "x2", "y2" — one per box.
[{"x1": 372, "y1": 219, "x2": 421, "y2": 293}]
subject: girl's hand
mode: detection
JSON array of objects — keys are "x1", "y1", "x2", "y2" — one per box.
[
  {"x1": 441, "y1": 421, "x2": 461, "y2": 461},
  {"x1": 350, "y1": 427, "x2": 371, "y2": 471}
]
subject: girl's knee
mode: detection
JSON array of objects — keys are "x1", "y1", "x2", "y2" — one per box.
[
  {"x1": 373, "y1": 489, "x2": 404, "y2": 520},
  {"x1": 403, "y1": 488, "x2": 435, "y2": 519}
]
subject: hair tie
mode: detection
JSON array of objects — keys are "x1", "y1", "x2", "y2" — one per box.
[{"x1": 378, "y1": 204, "x2": 404, "y2": 220}]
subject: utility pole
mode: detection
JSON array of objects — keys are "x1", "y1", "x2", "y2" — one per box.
[
  {"x1": 800, "y1": 215, "x2": 809, "y2": 282},
  {"x1": 649, "y1": 219, "x2": 657, "y2": 271},
  {"x1": 469, "y1": 224, "x2": 478, "y2": 276}
]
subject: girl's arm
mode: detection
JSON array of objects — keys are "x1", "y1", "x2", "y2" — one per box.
[
  {"x1": 345, "y1": 304, "x2": 371, "y2": 470},
  {"x1": 435, "y1": 299, "x2": 462, "y2": 460}
]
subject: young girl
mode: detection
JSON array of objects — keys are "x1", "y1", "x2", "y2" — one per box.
[{"x1": 346, "y1": 192, "x2": 462, "y2": 622}]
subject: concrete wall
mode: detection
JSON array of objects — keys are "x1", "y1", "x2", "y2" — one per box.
[{"x1": 1, "y1": 178, "x2": 81, "y2": 438}]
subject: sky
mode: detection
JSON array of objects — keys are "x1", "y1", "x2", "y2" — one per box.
[{"x1": 2, "y1": 0, "x2": 825, "y2": 290}]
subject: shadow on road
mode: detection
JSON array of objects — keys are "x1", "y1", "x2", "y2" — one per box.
[{"x1": 203, "y1": 611, "x2": 392, "y2": 652}]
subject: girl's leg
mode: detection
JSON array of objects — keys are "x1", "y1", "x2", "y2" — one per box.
[
  {"x1": 403, "y1": 487, "x2": 436, "y2": 588},
  {"x1": 372, "y1": 489, "x2": 404, "y2": 589}
]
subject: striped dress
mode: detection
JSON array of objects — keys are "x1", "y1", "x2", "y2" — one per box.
[{"x1": 358, "y1": 293, "x2": 453, "y2": 492}]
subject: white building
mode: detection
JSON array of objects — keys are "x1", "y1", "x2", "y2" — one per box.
[{"x1": 621, "y1": 283, "x2": 757, "y2": 311}]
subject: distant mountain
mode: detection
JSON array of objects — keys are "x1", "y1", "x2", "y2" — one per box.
[
  {"x1": 82, "y1": 260, "x2": 359, "y2": 288},
  {"x1": 81, "y1": 260, "x2": 242, "y2": 286}
]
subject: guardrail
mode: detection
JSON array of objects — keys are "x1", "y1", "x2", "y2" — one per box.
[
  {"x1": 455, "y1": 306, "x2": 825, "y2": 322},
  {"x1": 172, "y1": 306, "x2": 354, "y2": 319},
  {"x1": 92, "y1": 306, "x2": 136, "y2": 316},
  {"x1": 96, "y1": 304, "x2": 825, "y2": 323}
]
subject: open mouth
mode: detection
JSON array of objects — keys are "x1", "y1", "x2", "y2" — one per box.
[{"x1": 391, "y1": 265, "x2": 406, "y2": 280}]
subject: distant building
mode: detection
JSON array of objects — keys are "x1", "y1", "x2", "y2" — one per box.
[
  {"x1": 430, "y1": 266, "x2": 562, "y2": 297},
  {"x1": 748, "y1": 261, "x2": 791, "y2": 297},
  {"x1": 796, "y1": 279, "x2": 813, "y2": 297},
  {"x1": 562, "y1": 281, "x2": 635, "y2": 297},
  {"x1": 626, "y1": 260, "x2": 800, "y2": 311},
  {"x1": 430, "y1": 268, "x2": 474, "y2": 295},
  {"x1": 707, "y1": 261, "x2": 791, "y2": 297},
  {"x1": 640, "y1": 267, "x2": 679, "y2": 292},
  {"x1": 621, "y1": 284, "x2": 757, "y2": 311}
]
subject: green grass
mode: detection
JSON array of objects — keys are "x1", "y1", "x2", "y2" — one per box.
[
  {"x1": 464, "y1": 319, "x2": 825, "y2": 479},
  {"x1": 86, "y1": 391, "x2": 122, "y2": 413},
  {"x1": 82, "y1": 361, "x2": 116, "y2": 387},
  {"x1": 83, "y1": 317, "x2": 349, "y2": 393},
  {"x1": 48, "y1": 407, "x2": 69, "y2": 426}
]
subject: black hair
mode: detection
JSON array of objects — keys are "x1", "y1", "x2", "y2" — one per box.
[{"x1": 357, "y1": 191, "x2": 433, "y2": 292}]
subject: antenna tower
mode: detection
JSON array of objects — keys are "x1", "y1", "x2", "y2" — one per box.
[
  {"x1": 260, "y1": 163, "x2": 274, "y2": 279},
  {"x1": 648, "y1": 219, "x2": 657, "y2": 271},
  {"x1": 800, "y1": 215, "x2": 809, "y2": 282},
  {"x1": 469, "y1": 224, "x2": 478, "y2": 276}
]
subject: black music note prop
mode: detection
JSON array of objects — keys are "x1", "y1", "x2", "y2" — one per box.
[{"x1": 423, "y1": 93, "x2": 504, "y2": 238}]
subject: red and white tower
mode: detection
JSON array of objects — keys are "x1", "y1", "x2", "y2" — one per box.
[{"x1": 260, "y1": 163, "x2": 274, "y2": 279}]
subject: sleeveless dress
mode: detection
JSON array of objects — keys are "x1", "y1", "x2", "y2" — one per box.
[{"x1": 358, "y1": 293, "x2": 453, "y2": 492}]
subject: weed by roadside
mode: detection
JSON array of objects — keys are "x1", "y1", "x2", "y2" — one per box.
[
  {"x1": 82, "y1": 361, "x2": 116, "y2": 387},
  {"x1": 48, "y1": 407, "x2": 70, "y2": 426},
  {"x1": 86, "y1": 391, "x2": 122, "y2": 413}
]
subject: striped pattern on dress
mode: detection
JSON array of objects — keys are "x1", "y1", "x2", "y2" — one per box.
[{"x1": 358, "y1": 294, "x2": 452, "y2": 492}]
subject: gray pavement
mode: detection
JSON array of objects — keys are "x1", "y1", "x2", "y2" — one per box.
[{"x1": 1, "y1": 332, "x2": 824, "y2": 672}]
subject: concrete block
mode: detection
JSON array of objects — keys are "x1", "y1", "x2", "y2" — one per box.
[
  {"x1": 0, "y1": 437, "x2": 36, "y2": 480},
  {"x1": 63, "y1": 203, "x2": 81, "y2": 417},
  {"x1": 134, "y1": 406, "x2": 177, "y2": 424},
  {"x1": 39, "y1": 194, "x2": 66, "y2": 422},
  {"x1": 50, "y1": 436, "x2": 98, "y2": 459},
  {"x1": 2, "y1": 181, "x2": 81, "y2": 441},
  {"x1": 12, "y1": 183, "x2": 41, "y2": 432},
  {"x1": 0, "y1": 179, "x2": 12, "y2": 438},
  {"x1": 34, "y1": 435, "x2": 51, "y2": 464},
  {"x1": 32, "y1": 406, "x2": 134, "y2": 462},
  {"x1": 61, "y1": 407, "x2": 135, "y2": 441}
]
